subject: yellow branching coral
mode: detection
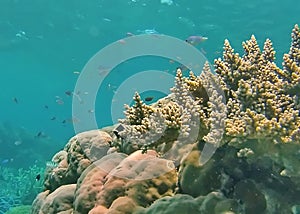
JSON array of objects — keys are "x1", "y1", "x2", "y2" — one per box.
[
  {"x1": 121, "y1": 92, "x2": 154, "y2": 126},
  {"x1": 118, "y1": 66, "x2": 225, "y2": 156},
  {"x1": 283, "y1": 24, "x2": 300, "y2": 93},
  {"x1": 118, "y1": 24, "x2": 299, "y2": 156},
  {"x1": 215, "y1": 40, "x2": 245, "y2": 91},
  {"x1": 215, "y1": 24, "x2": 300, "y2": 144},
  {"x1": 242, "y1": 35, "x2": 261, "y2": 65},
  {"x1": 161, "y1": 102, "x2": 182, "y2": 129},
  {"x1": 262, "y1": 38, "x2": 276, "y2": 62}
]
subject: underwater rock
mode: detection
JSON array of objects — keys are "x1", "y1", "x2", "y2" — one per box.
[
  {"x1": 178, "y1": 149, "x2": 223, "y2": 197},
  {"x1": 73, "y1": 153, "x2": 126, "y2": 214},
  {"x1": 102, "y1": 196, "x2": 138, "y2": 214},
  {"x1": 38, "y1": 149, "x2": 177, "y2": 214},
  {"x1": 135, "y1": 192, "x2": 242, "y2": 214},
  {"x1": 93, "y1": 150, "x2": 177, "y2": 211},
  {"x1": 134, "y1": 194, "x2": 202, "y2": 214},
  {"x1": 233, "y1": 179, "x2": 266, "y2": 213},
  {"x1": 44, "y1": 129, "x2": 112, "y2": 191},
  {"x1": 32, "y1": 184, "x2": 76, "y2": 214}
]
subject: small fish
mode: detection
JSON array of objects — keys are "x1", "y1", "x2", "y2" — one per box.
[
  {"x1": 12, "y1": 97, "x2": 18, "y2": 104},
  {"x1": 55, "y1": 98, "x2": 64, "y2": 105},
  {"x1": 65, "y1": 90, "x2": 72, "y2": 96},
  {"x1": 136, "y1": 28, "x2": 159, "y2": 35},
  {"x1": 14, "y1": 140, "x2": 22, "y2": 146},
  {"x1": 62, "y1": 117, "x2": 79, "y2": 124},
  {"x1": 15, "y1": 30, "x2": 29, "y2": 40},
  {"x1": 73, "y1": 71, "x2": 80, "y2": 75},
  {"x1": 35, "y1": 174, "x2": 41, "y2": 181},
  {"x1": 50, "y1": 116, "x2": 56, "y2": 120},
  {"x1": 44, "y1": 105, "x2": 49, "y2": 109},
  {"x1": 126, "y1": 32, "x2": 135, "y2": 37},
  {"x1": 145, "y1": 96, "x2": 154, "y2": 102},
  {"x1": 102, "y1": 18, "x2": 112, "y2": 22},
  {"x1": 185, "y1": 35, "x2": 208, "y2": 46},
  {"x1": 1, "y1": 159, "x2": 9, "y2": 164},
  {"x1": 35, "y1": 131, "x2": 44, "y2": 138}
]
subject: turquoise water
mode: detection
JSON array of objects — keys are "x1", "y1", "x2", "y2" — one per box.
[
  {"x1": 0, "y1": 0, "x2": 299, "y2": 212},
  {"x1": 0, "y1": 0, "x2": 299, "y2": 141}
]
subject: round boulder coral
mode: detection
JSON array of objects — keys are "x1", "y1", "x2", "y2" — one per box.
[{"x1": 44, "y1": 130, "x2": 112, "y2": 191}]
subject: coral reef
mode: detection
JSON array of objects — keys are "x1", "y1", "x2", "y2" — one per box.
[
  {"x1": 33, "y1": 148, "x2": 177, "y2": 214},
  {"x1": 212, "y1": 24, "x2": 300, "y2": 183},
  {"x1": 215, "y1": 32, "x2": 300, "y2": 144},
  {"x1": 31, "y1": 24, "x2": 300, "y2": 214},
  {"x1": 135, "y1": 192, "x2": 242, "y2": 214},
  {"x1": 32, "y1": 184, "x2": 76, "y2": 214},
  {"x1": 5, "y1": 205, "x2": 31, "y2": 214},
  {"x1": 0, "y1": 196, "x2": 21, "y2": 214},
  {"x1": 117, "y1": 65, "x2": 226, "y2": 165},
  {"x1": 0, "y1": 165, "x2": 43, "y2": 213},
  {"x1": 43, "y1": 130, "x2": 112, "y2": 191}
]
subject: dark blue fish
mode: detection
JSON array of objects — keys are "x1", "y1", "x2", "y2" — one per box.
[
  {"x1": 36, "y1": 174, "x2": 41, "y2": 181},
  {"x1": 12, "y1": 97, "x2": 18, "y2": 104},
  {"x1": 145, "y1": 96, "x2": 154, "y2": 102}
]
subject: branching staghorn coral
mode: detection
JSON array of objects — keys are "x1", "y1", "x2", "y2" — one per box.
[
  {"x1": 215, "y1": 25, "x2": 300, "y2": 144},
  {"x1": 118, "y1": 70, "x2": 202, "y2": 156},
  {"x1": 200, "y1": 63, "x2": 227, "y2": 146},
  {"x1": 283, "y1": 24, "x2": 300, "y2": 94},
  {"x1": 122, "y1": 92, "x2": 154, "y2": 126},
  {"x1": 117, "y1": 65, "x2": 227, "y2": 162}
]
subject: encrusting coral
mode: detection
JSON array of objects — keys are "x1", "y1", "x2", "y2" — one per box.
[{"x1": 31, "y1": 24, "x2": 300, "y2": 214}]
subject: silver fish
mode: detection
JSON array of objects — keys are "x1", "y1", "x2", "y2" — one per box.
[
  {"x1": 185, "y1": 35, "x2": 208, "y2": 46},
  {"x1": 136, "y1": 28, "x2": 159, "y2": 35}
]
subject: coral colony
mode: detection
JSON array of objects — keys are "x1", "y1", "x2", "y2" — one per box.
[
  {"x1": 0, "y1": 165, "x2": 44, "y2": 214},
  {"x1": 29, "y1": 25, "x2": 300, "y2": 213}
]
